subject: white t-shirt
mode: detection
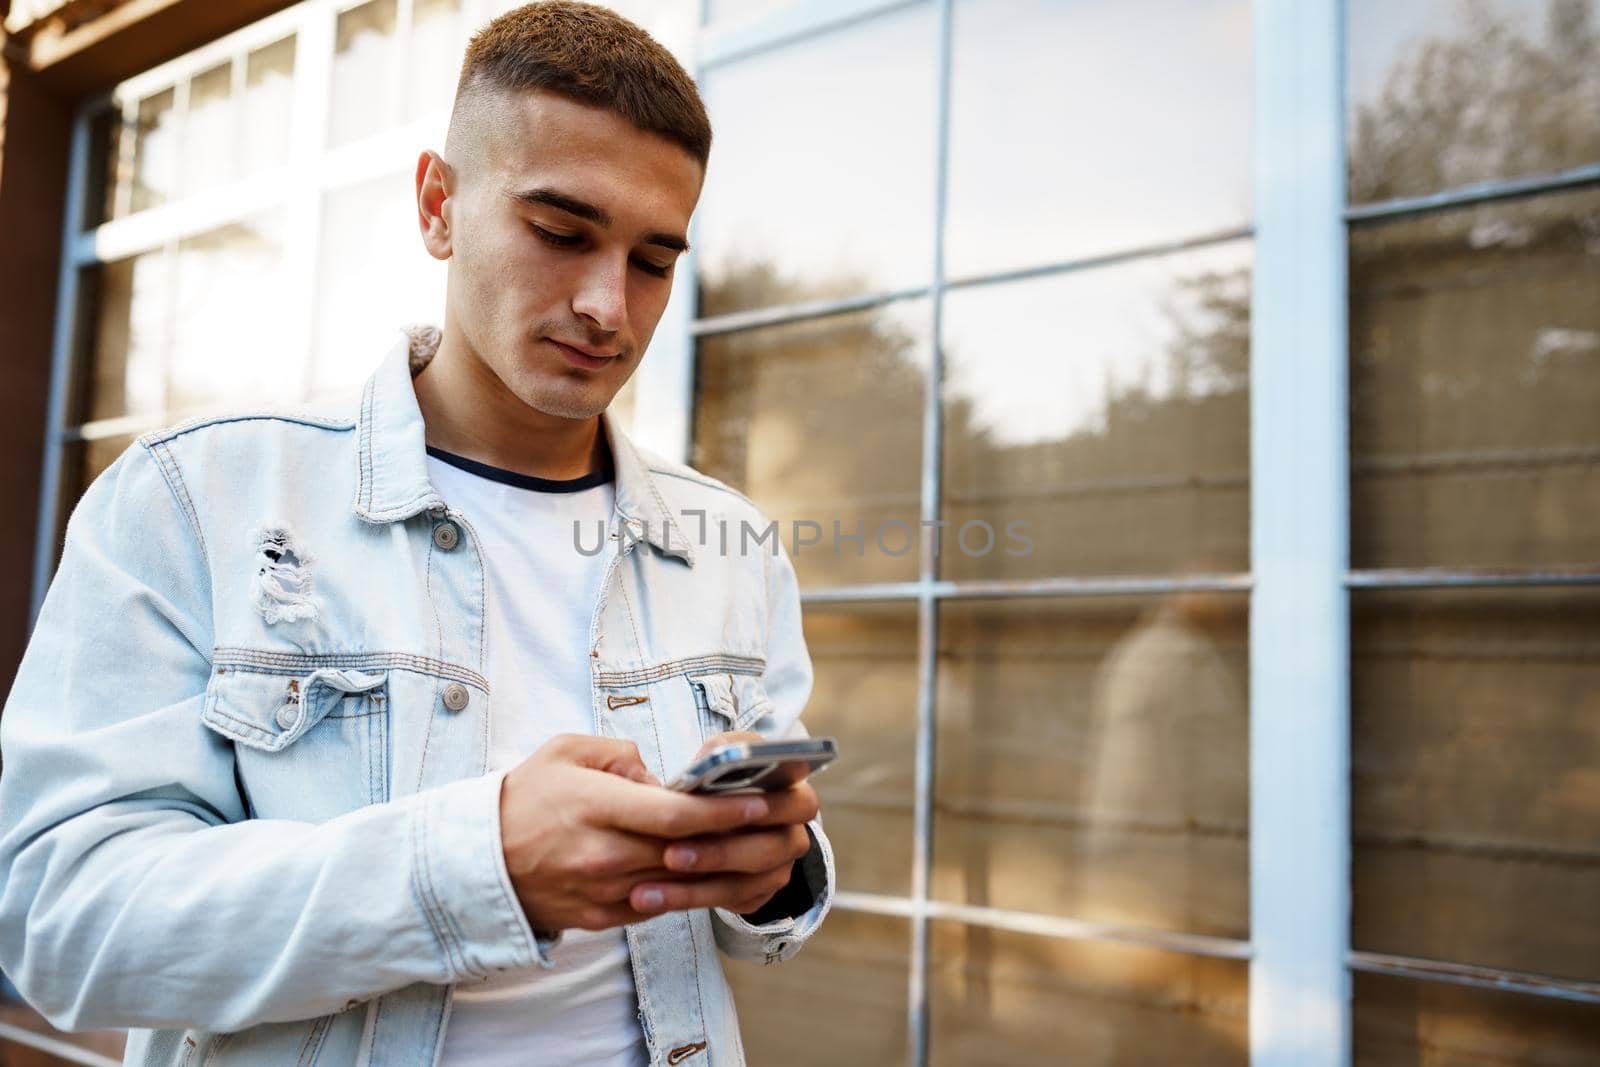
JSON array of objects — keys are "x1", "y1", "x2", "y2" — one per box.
[{"x1": 426, "y1": 446, "x2": 648, "y2": 1067}]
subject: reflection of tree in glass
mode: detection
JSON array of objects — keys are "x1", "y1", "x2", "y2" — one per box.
[{"x1": 1349, "y1": 0, "x2": 1600, "y2": 202}]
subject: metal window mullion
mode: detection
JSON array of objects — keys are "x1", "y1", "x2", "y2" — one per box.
[
  {"x1": 697, "y1": 0, "x2": 921, "y2": 71},
  {"x1": 906, "y1": 1, "x2": 954, "y2": 1064},
  {"x1": 1344, "y1": 161, "x2": 1600, "y2": 224},
  {"x1": 29, "y1": 117, "x2": 93, "y2": 623},
  {"x1": 1249, "y1": 1, "x2": 1349, "y2": 1065}
]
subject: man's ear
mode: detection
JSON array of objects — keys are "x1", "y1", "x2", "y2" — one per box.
[{"x1": 416, "y1": 149, "x2": 453, "y2": 261}]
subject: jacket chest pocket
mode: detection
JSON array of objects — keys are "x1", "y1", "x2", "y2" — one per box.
[
  {"x1": 202, "y1": 665, "x2": 390, "y2": 822},
  {"x1": 688, "y1": 671, "x2": 776, "y2": 741}
]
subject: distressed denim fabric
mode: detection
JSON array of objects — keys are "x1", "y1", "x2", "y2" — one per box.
[{"x1": 0, "y1": 335, "x2": 834, "y2": 1066}]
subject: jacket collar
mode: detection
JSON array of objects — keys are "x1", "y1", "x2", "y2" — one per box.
[{"x1": 353, "y1": 330, "x2": 695, "y2": 566}]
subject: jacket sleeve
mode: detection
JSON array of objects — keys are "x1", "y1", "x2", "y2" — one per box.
[
  {"x1": 709, "y1": 534, "x2": 835, "y2": 964},
  {"x1": 0, "y1": 442, "x2": 542, "y2": 1032}
]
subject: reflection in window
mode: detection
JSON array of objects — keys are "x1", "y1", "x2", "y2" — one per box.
[
  {"x1": 800, "y1": 603, "x2": 918, "y2": 898},
  {"x1": 1347, "y1": 0, "x2": 1600, "y2": 203},
  {"x1": 1354, "y1": 972, "x2": 1600, "y2": 1066},
  {"x1": 693, "y1": 302, "x2": 928, "y2": 587},
  {"x1": 696, "y1": 3, "x2": 937, "y2": 317},
  {"x1": 313, "y1": 174, "x2": 447, "y2": 397},
  {"x1": 131, "y1": 88, "x2": 177, "y2": 213},
  {"x1": 935, "y1": 597, "x2": 1248, "y2": 939},
  {"x1": 726, "y1": 911, "x2": 910, "y2": 1066},
  {"x1": 940, "y1": 242, "x2": 1252, "y2": 581},
  {"x1": 1350, "y1": 187, "x2": 1600, "y2": 570},
  {"x1": 947, "y1": 0, "x2": 1252, "y2": 278},
  {"x1": 182, "y1": 61, "x2": 236, "y2": 196},
  {"x1": 929, "y1": 923, "x2": 1247, "y2": 1065},
  {"x1": 241, "y1": 35, "x2": 298, "y2": 175},
  {"x1": 169, "y1": 216, "x2": 297, "y2": 411},
  {"x1": 406, "y1": 0, "x2": 465, "y2": 121},
  {"x1": 1353, "y1": 586, "x2": 1600, "y2": 982},
  {"x1": 81, "y1": 250, "x2": 169, "y2": 422},
  {"x1": 329, "y1": 0, "x2": 399, "y2": 147}
]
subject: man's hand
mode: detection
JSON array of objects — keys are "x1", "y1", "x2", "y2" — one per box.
[
  {"x1": 499, "y1": 734, "x2": 788, "y2": 933},
  {"x1": 629, "y1": 731, "x2": 819, "y2": 918}
]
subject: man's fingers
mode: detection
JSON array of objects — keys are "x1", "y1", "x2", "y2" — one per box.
[
  {"x1": 661, "y1": 826, "x2": 809, "y2": 874},
  {"x1": 629, "y1": 866, "x2": 794, "y2": 915},
  {"x1": 593, "y1": 775, "x2": 770, "y2": 838},
  {"x1": 542, "y1": 734, "x2": 658, "y2": 785},
  {"x1": 693, "y1": 729, "x2": 764, "y2": 762},
  {"x1": 746, "y1": 782, "x2": 820, "y2": 828}
]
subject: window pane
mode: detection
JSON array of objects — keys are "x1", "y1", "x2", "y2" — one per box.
[
  {"x1": 73, "y1": 435, "x2": 138, "y2": 499},
  {"x1": 241, "y1": 35, "x2": 297, "y2": 174},
  {"x1": 312, "y1": 174, "x2": 447, "y2": 398},
  {"x1": 1354, "y1": 972, "x2": 1600, "y2": 1067},
  {"x1": 935, "y1": 596, "x2": 1249, "y2": 940},
  {"x1": 329, "y1": 0, "x2": 398, "y2": 147},
  {"x1": 1350, "y1": 188, "x2": 1600, "y2": 571},
  {"x1": 84, "y1": 106, "x2": 125, "y2": 230},
  {"x1": 79, "y1": 250, "x2": 169, "y2": 422},
  {"x1": 169, "y1": 215, "x2": 297, "y2": 411},
  {"x1": 692, "y1": 302, "x2": 927, "y2": 588},
  {"x1": 1346, "y1": 0, "x2": 1600, "y2": 204},
  {"x1": 696, "y1": 3, "x2": 937, "y2": 317},
  {"x1": 930, "y1": 923, "x2": 1247, "y2": 1065},
  {"x1": 726, "y1": 911, "x2": 909, "y2": 1066},
  {"x1": 1353, "y1": 586, "x2": 1600, "y2": 982},
  {"x1": 947, "y1": 0, "x2": 1251, "y2": 278},
  {"x1": 131, "y1": 88, "x2": 177, "y2": 213},
  {"x1": 802, "y1": 603, "x2": 917, "y2": 897},
  {"x1": 181, "y1": 61, "x2": 236, "y2": 196},
  {"x1": 940, "y1": 242, "x2": 1251, "y2": 582},
  {"x1": 405, "y1": 0, "x2": 464, "y2": 122}
]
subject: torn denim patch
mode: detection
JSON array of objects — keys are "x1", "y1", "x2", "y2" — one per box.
[{"x1": 250, "y1": 524, "x2": 319, "y2": 625}]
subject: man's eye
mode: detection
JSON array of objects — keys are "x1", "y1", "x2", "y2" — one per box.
[
  {"x1": 634, "y1": 258, "x2": 672, "y2": 278},
  {"x1": 534, "y1": 226, "x2": 583, "y2": 247}
]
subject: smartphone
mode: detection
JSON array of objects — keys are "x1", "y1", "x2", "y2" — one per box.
[{"x1": 668, "y1": 738, "x2": 838, "y2": 795}]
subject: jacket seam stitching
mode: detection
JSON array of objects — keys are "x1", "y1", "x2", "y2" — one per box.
[
  {"x1": 211, "y1": 649, "x2": 489, "y2": 690},
  {"x1": 141, "y1": 440, "x2": 211, "y2": 572},
  {"x1": 412, "y1": 798, "x2": 466, "y2": 979},
  {"x1": 140, "y1": 412, "x2": 354, "y2": 449},
  {"x1": 595, "y1": 655, "x2": 765, "y2": 688}
]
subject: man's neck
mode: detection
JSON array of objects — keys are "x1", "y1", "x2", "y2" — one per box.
[{"x1": 412, "y1": 334, "x2": 606, "y2": 482}]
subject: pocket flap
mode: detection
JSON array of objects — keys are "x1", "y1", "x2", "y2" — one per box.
[
  {"x1": 688, "y1": 672, "x2": 775, "y2": 733},
  {"x1": 203, "y1": 666, "x2": 386, "y2": 753}
]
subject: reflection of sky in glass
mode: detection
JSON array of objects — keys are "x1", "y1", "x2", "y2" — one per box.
[
  {"x1": 170, "y1": 215, "x2": 299, "y2": 410},
  {"x1": 697, "y1": 2, "x2": 937, "y2": 313},
  {"x1": 132, "y1": 88, "x2": 177, "y2": 212},
  {"x1": 942, "y1": 240, "x2": 1253, "y2": 449},
  {"x1": 241, "y1": 36, "x2": 297, "y2": 175},
  {"x1": 313, "y1": 173, "x2": 446, "y2": 396},
  {"x1": 407, "y1": 0, "x2": 466, "y2": 121},
  {"x1": 946, "y1": 0, "x2": 1251, "y2": 278},
  {"x1": 182, "y1": 61, "x2": 235, "y2": 195},
  {"x1": 329, "y1": 0, "x2": 398, "y2": 147}
]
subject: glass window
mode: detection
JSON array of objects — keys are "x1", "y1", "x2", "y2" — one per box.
[
  {"x1": 181, "y1": 60, "x2": 237, "y2": 196},
  {"x1": 929, "y1": 923, "x2": 1248, "y2": 1065},
  {"x1": 940, "y1": 242, "x2": 1252, "y2": 582},
  {"x1": 726, "y1": 911, "x2": 910, "y2": 1066},
  {"x1": 131, "y1": 87, "x2": 178, "y2": 213},
  {"x1": 406, "y1": 0, "x2": 466, "y2": 122},
  {"x1": 329, "y1": 0, "x2": 399, "y2": 147},
  {"x1": 1352, "y1": 586, "x2": 1600, "y2": 982},
  {"x1": 696, "y1": 3, "x2": 938, "y2": 317},
  {"x1": 79, "y1": 249, "x2": 170, "y2": 422},
  {"x1": 935, "y1": 596, "x2": 1249, "y2": 939},
  {"x1": 1354, "y1": 972, "x2": 1600, "y2": 1066},
  {"x1": 692, "y1": 302, "x2": 929, "y2": 588},
  {"x1": 947, "y1": 0, "x2": 1252, "y2": 278},
  {"x1": 801, "y1": 603, "x2": 919, "y2": 897},
  {"x1": 1350, "y1": 188, "x2": 1600, "y2": 571},
  {"x1": 312, "y1": 173, "x2": 447, "y2": 398},
  {"x1": 1346, "y1": 0, "x2": 1600, "y2": 204},
  {"x1": 169, "y1": 215, "x2": 297, "y2": 412},
  {"x1": 241, "y1": 35, "x2": 298, "y2": 174}
]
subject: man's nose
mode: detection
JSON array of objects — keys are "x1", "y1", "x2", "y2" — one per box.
[{"x1": 572, "y1": 255, "x2": 628, "y2": 334}]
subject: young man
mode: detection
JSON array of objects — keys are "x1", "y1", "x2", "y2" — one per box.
[{"x1": 0, "y1": 4, "x2": 832, "y2": 1065}]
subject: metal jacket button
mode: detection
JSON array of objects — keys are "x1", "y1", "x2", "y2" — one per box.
[
  {"x1": 432, "y1": 521, "x2": 461, "y2": 551},
  {"x1": 276, "y1": 704, "x2": 300, "y2": 730},
  {"x1": 442, "y1": 683, "x2": 470, "y2": 712}
]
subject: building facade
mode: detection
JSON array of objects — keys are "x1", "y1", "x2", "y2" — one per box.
[{"x1": 0, "y1": 0, "x2": 1596, "y2": 1064}]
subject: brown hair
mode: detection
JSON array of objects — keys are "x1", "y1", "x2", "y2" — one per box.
[{"x1": 455, "y1": 2, "x2": 711, "y2": 166}]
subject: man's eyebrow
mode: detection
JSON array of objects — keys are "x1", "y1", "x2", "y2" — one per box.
[{"x1": 506, "y1": 186, "x2": 690, "y2": 254}]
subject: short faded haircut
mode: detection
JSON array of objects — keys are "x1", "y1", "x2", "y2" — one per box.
[{"x1": 454, "y1": 2, "x2": 711, "y2": 166}]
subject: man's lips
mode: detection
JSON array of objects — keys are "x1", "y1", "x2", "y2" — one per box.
[{"x1": 548, "y1": 339, "x2": 618, "y2": 370}]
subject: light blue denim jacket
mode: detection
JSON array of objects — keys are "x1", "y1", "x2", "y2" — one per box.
[{"x1": 0, "y1": 335, "x2": 834, "y2": 1066}]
